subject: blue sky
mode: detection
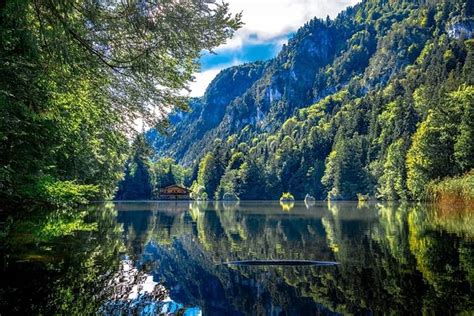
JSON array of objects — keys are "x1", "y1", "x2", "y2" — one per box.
[
  {"x1": 189, "y1": 0, "x2": 360, "y2": 97},
  {"x1": 199, "y1": 36, "x2": 290, "y2": 71}
]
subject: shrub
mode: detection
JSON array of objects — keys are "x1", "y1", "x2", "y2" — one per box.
[
  {"x1": 280, "y1": 192, "x2": 295, "y2": 202},
  {"x1": 198, "y1": 192, "x2": 209, "y2": 201},
  {"x1": 22, "y1": 175, "x2": 99, "y2": 208},
  {"x1": 427, "y1": 170, "x2": 474, "y2": 207}
]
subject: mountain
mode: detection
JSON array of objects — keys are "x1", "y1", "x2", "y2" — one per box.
[
  {"x1": 148, "y1": 61, "x2": 267, "y2": 165},
  {"x1": 148, "y1": 0, "x2": 474, "y2": 200}
]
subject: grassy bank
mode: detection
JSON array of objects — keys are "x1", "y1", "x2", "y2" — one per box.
[{"x1": 427, "y1": 170, "x2": 474, "y2": 209}]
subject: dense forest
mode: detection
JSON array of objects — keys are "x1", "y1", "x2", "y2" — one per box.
[
  {"x1": 2, "y1": 0, "x2": 472, "y2": 205},
  {"x1": 0, "y1": 0, "x2": 241, "y2": 209},
  {"x1": 2, "y1": 1, "x2": 472, "y2": 314},
  {"x1": 145, "y1": 0, "x2": 474, "y2": 201}
]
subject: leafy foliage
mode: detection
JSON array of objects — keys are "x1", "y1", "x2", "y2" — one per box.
[
  {"x1": 279, "y1": 192, "x2": 295, "y2": 201},
  {"x1": 1, "y1": 204, "x2": 125, "y2": 314},
  {"x1": 21, "y1": 175, "x2": 99, "y2": 208},
  {"x1": 0, "y1": 0, "x2": 240, "y2": 208}
]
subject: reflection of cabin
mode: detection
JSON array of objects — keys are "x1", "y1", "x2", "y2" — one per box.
[{"x1": 159, "y1": 184, "x2": 192, "y2": 200}]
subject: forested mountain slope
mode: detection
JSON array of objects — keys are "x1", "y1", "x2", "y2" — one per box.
[
  {"x1": 149, "y1": 0, "x2": 474, "y2": 200},
  {"x1": 148, "y1": 62, "x2": 267, "y2": 164}
]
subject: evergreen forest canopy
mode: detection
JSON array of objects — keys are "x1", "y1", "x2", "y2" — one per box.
[
  {"x1": 0, "y1": 0, "x2": 241, "y2": 208},
  {"x1": 144, "y1": 0, "x2": 474, "y2": 201}
]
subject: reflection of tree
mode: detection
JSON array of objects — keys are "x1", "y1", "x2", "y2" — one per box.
[
  {"x1": 135, "y1": 202, "x2": 473, "y2": 315},
  {"x1": 116, "y1": 202, "x2": 472, "y2": 314},
  {"x1": 117, "y1": 202, "x2": 194, "y2": 252},
  {"x1": 143, "y1": 235, "x2": 333, "y2": 315},
  {"x1": 217, "y1": 200, "x2": 240, "y2": 212},
  {"x1": 427, "y1": 203, "x2": 474, "y2": 239},
  {"x1": 0, "y1": 203, "x2": 125, "y2": 314},
  {"x1": 313, "y1": 202, "x2": 418, "y2": 314},
  {"x1": 10, "y1": 202, "x2": 467, "y2": 314},
  {"x1": 408, "y1": 205, "x2": 474, "y2": 313},
  {"x1": 280, "y1": 201, "x2": 295, "y2": 212},
  {"x1": 375, "y1": 202, "x2": 411, "y2": 264},
  {"x1": 310, "y1": 203, "x2": 473, "y2": 314},
  {"x1": 122, "y1": 203, "x2": 336, "y2": 313},
  {"x1": 137, "y1": 204, "x2": 339, "y2": 314},
  {"x1": 118, "y1": 209, "x2": 156, "y2": 258},
  {"x1": 215, "y1": 204, "x2": 249, "y2": 251},
  {"x1": 214, "y1": 206, "x2": 332, "y2": 263}
]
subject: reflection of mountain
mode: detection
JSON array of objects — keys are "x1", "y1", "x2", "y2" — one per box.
[
  {"x1": 4, "y1": 202, "x2": 471, "y2": 314},
  {"x1": 143, "y1": 237, "x2": 335, "y2": 315},
  {"x1": 113, "y1": 202, "x2": 474, "y2": 315}
]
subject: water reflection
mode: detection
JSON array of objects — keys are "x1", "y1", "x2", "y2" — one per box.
[
  {"x1": 0, "y1": 204, "x2": 124, "y2": 314},
  {"x1": 1, "y1": 202, "x2": 473, "y2": 314}
]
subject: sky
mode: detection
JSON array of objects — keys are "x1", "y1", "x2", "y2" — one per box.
[{"x1": 188, "y1": 0, "x2": 361, "y2": 97}]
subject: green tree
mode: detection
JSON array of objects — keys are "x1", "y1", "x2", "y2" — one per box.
[
  {"x1": 239, "y1": 159, "x2": 269, "y2": 200},
  {"x1": 160, "y1": 165, "x2": 177, "y2": 188},
  {"x1": 453, "y1": 86, "x2": 474, "y2": 173},
  {"x1": 322, "y1": 135, "x2": 370, "y2": 200},
  {"x1": 12, "y1": 0, "x2": 243, "y2": 126},
  {"x1": 115, "y1": 136, "x2": 153, "y2": 200},
  {"x1": 378, "y1": 139, "x2": 409, "y2": 200},
  {"x1": 197, "y1": 152, "x2": 221, "y2": 198},
  {"x1": 0, "y1": 0, "x2": 241, "y2": 208},
  {"x1": 406, "y1": 113, "x2": 454, "y2": 198},
  {"x1": 407, "y1": 86, "x2": 473, "y2": 198},
  {"x1": 215, "y1": 169, "x2": 241, "y2": 200},
  {"x1": 153, "y1": 157, "x2": 192, "y2": 191}
]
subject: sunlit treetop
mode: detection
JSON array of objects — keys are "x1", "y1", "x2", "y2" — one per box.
[{"x1": 28, "y1": 0, "x2": 242, "y2": 130}]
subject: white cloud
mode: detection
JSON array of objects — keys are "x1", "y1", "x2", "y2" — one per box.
[
  {"x1": 218, "y1": 0, "x2": 361, "y2": 52},
  {"x1": 189, "y1": 0, "x2": 361, "y2": 97},
  {"x1": 189, "y1": 68, "x2": 222, "y2": 97}
]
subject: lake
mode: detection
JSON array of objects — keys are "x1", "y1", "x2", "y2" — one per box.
[{"x1": 1, "y1": 201, "x2": 473, "y2": 315}]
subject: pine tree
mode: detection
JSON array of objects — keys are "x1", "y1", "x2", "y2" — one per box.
[{"x1": 115, "y1": 136, "x2": 153, "y2": 200}]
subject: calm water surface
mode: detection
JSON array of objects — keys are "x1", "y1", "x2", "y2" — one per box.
[{"x1": 1, "y1": 201, "x2": 473, "y2": 315}]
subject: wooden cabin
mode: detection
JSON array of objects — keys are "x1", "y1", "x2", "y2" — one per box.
[{"x1": 159, "y1": 184, "x2": 192, "y2": 200}]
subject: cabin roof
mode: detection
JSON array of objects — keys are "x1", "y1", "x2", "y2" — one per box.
[{"x1": 160, "y1": 184, "x2": 192, "y2": 193}]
